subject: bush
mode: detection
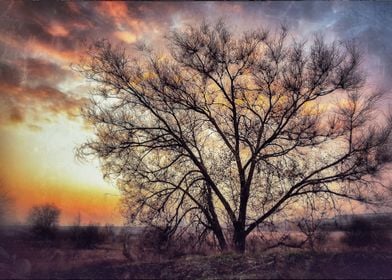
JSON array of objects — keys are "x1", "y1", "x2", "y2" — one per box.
[
  {"x1": 342, "y1": 217, "x2": 390, "y2": 248},
  {"x1": 27, "y1": 204, "x2": 60, "y2": 240},
  {"x1": 297, "y1": 220, "x2": 328, "y2": 251},
  {"x1": 0, "y1": 184, "x2": 11, "y2": 227},
  {"x1": 122, "y1": 226, "x2": 170, "y2": 261},
  {"x1": 70, "y1": 224, "x2": 104, "y2": 249},
  {"x1": 122, "y1": 226, "x2": 219, "y2": 262},
  {"x1": 102, "y1": 224, "x2": 116, "y2": 243}
]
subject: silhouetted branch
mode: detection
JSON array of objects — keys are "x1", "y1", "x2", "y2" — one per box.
[{"x1": 76, "y1": 21, "x2": 392, "y2": 253}]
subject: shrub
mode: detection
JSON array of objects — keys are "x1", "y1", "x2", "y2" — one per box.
[
  {"x1": 70, "y1": 224, "x2": 104, "y2": 249},
  {"x1": 297, "y1": 220, "x2": 328, "y2": 251},
  {"x1": 342, "y1": 217, "x2": 390, "y2": 248},
  {"x1": 102, "y1": 224, "x2": 116, "y2": 243},
  {"x1": 27, "y1": 204, "x2": 60, "y2": 240}
]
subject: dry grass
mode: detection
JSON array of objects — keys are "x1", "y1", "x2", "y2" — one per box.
[{"x1": 0, "y1": 227, "x2": 391, "y2": 279}]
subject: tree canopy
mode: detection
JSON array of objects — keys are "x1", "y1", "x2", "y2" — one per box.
[{"x1": 77, "y1": 21, "x2": 392, "y2": 252}]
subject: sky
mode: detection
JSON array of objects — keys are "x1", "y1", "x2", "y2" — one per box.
[{"x1": 0, "y1": 1, "x2": 391, "y2": 225}]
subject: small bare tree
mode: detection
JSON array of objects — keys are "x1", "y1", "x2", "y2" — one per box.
[
  {"x1": 27, "y1": 204, "x2": 61, "y2": 240},
  {"x1": 77, "y1": 21, "x2": 392, "y2": 253},
  {"x1": 296, "y1": 197, "x2": 329, "y2": 251}
]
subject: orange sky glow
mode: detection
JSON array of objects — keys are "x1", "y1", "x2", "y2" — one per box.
[{"x1": 0, "y1": 1, "x2": 391, "y2": 225}]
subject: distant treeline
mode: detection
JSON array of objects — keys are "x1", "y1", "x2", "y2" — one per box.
[{"x1": 319, "y1": 213, "x2": 392, "y2": 231}]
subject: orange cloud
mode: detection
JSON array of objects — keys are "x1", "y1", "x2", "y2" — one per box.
[
  {"x1": 46, "y1": 23, "x2": 70, "y2": 37},
  {"x1": 0, "y1": 32, "x2": 82, "y2": 65},
  {"x1": 96, "y1": 2, "x2": 156, "y2": 42},
  {"x1": 97, "y1": 1, "x2": 129, "y2": 23},
  {"x1": 27, "y1": 39, "x2": 81, "y2": 64}
]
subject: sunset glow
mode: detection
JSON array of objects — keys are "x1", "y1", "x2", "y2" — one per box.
[{"x1": 0, "y1": 1, "x2": 391, "y2": 226}]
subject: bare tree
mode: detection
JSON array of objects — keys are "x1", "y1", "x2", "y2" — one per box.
[
  {"x1": 27, "y1": 204, "x2": 61, "y2": 240},
  {"x1": 296, "y1": 196, "x2": 329, "y2": 251},
  {"x1": 76, "y1": 21, "x2": 392, "y2": 253}
]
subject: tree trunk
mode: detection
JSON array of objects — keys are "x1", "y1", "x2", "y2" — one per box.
[
  {"x1": 205, "y1": 185, "x2": 228, "y2": 251},
  {"x1": 215, "y1": 229, "x2": 228, "y2": 251},
  {"x1": 233, "y1": 223, "x2": 246, "y2": 253}
]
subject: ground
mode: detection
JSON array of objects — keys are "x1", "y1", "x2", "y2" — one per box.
[
  {"x1": 24, "y1": 250, "x2": 392, "y2": 279},
  {"x1": 1, "y1": 228, "x2": 392, "y2": 279}
]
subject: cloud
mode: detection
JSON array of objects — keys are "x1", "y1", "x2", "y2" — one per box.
[
  {"x1": 0, "y1": 1, "x2": 391, "y2": 127},
  {"x1": 14, "y1": 58, "x2": 69, "y2": 87},
  {"x1": 0, "y1": 82, "x2": 86, "y2": 125},
  {"x1": 0, "y1": 0, "x2": 391, "y2": 227},
  {"x1": 114, "y1": 31, "x2": 137, "y2": 44},
  {"x1": 0, "y1": 60, "x2": 86, "y2": 126},
  {"x1": 46, "y1": 23, "x2": 70, "y2": 37},
  {"x1": 96, "y1": 2, "x2": 129, "y2": 23},
  {"x1": 0, "y1": 61, "x2": 22, "y2": 86}
]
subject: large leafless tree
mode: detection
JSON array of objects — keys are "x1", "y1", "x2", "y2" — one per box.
[{"x1": 77, "y1": 21, "x2": 392, "y2": 253}]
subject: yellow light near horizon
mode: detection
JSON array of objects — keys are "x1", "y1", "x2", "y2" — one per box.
[{"x1": 0, "y1": 115, "x2": 122, "y2": 225}]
